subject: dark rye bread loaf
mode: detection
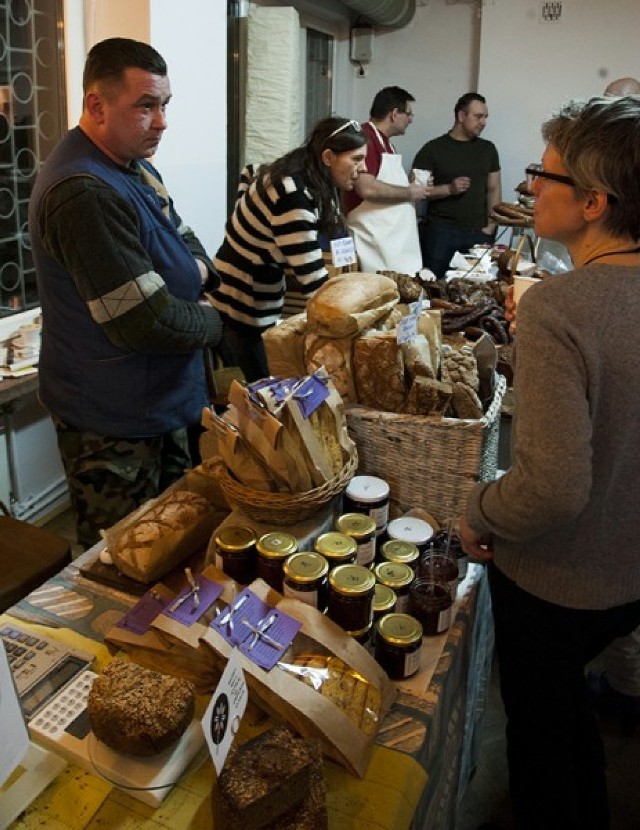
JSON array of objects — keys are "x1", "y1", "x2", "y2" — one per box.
[
  {"x1": 87, "y1": 659, "x2": 195, "y2": 757},
  {"x1": 213, "y1": 725, "x2": 323, "y2": 830}
]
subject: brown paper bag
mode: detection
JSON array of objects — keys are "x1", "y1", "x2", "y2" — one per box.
[{"x1": 199, "y1": 577, "x2": 397, "y2": 778}]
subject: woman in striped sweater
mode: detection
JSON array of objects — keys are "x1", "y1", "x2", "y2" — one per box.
[{"x1": 212, "y1": 117, "x2": 367, "y2": 381}]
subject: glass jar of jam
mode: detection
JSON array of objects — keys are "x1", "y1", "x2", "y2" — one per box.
[
  {"x1": 408, "y1": 578, "x2": 453, "y2": 636},
  {"x1": 379, "y1": 538, "x2": 420, "y2": 571},
  {"x1": 418, "y1": 549, "x2": 460, "y2": 601},
  {"x1": 346, "y1": 622, "x2": 373, "y2": 647},
  {"x1": 373, "y1": 582, "x2": 397, "y2": 623},
  {"x1": 431, "y1": 528, "x2": 468, "y2": 581},
  {"x1": 343, "y1": 475, "x2": 390, "y2": 538},
  {"x1": 327, "y1": 564, "x2": 375, "y2": 632},
  {"x1": 314, "y1": 532, "x2": 357, "y2": 570},
  {"x1": 214, "y1": 525, "x2": 257, "y2": 585},
  {"x1": 374, "y1": 561, "x2": 414, "y2": 614},
  {"x1": 282, "y1": 551, "x2": 329, "y2": 611},
  {"x1": 335, "y1": 513, "x2": 377, "y2": 568},
  {"x1": 375, "y1": 613, "x2": 423, "y2": 680},
  {"x1": 256, "y1": 531, "x2": 298, "y2": 593},
  {"x1": 386, "y1": 516, "x2": 434, "y2": 556}
]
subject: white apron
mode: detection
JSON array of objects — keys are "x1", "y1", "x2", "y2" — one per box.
[{"x1": 347, "y1": 124, "x2": 422, "y2": 275}]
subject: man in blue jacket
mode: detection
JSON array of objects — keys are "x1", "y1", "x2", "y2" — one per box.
[{"x1": 29, "y1": 38, "x2": 222, "y2": 548}]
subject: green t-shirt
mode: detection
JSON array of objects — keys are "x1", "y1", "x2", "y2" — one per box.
[{"x1": 412, "y1": 133, "x2": 500, "y2": 230}]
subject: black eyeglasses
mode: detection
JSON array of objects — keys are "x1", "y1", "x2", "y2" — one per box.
[
  {"x1": 525, "y1": 165, "x2": 574, "y2": 187},
  {"x1": 525, "y1": 165, "x2": 619, "y2": 204}
]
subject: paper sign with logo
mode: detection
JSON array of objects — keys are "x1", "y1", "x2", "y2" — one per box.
[{"x1": 202, "y1": 648, "x2": 249, "y2": 776}]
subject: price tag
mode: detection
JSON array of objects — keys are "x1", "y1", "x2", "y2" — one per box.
[
  {"x1": 202, "y1": 648, "x2": 248, "y2": 776},
  {"x1": 330, "y1": 236, "x2": 357, "y2": 267},
  {"x1": 396, "y1": 312, "x2": 417, "y2": 344}
]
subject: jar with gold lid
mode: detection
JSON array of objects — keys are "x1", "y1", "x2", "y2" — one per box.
[
  {"x1": 375, "y1": 613, "x2": 423, "y2": 680},
  {"x1": 256, "y1": 531, "x2": 298, "y2": 592},
  {"x1": 379, "y1": 539, "x2": 420, "y2": 571},
  {"x1": 314, "y1": 532, "x2": 357, "y2": 570},
  {"x1": 327, "y1": 564, "x2": 375, "y2": 632},
  {"x1": 336, "y1": 513, "x2": 377, "y2": 567},
  {"x1": 346, "y1": 622, "x2": 373, "y2": 647},
  {"x1": 343, "y1": 475, "x2": 390, "y2": 537},
  {"x1": 374, "y1": 561, "x2": 414, "y2": 614},
  {"x1": 373, "y1": 582, "x2": 397, "y2": 623},
  {"x1": 214, "y1": 525, "x2": 257, "y2": 585},
  {"x1": 282, "y1": 552, "x2": 329, "y2": 611},
  {"x1": 386, "y1": 516, "x2": 434, "y2": 556}
]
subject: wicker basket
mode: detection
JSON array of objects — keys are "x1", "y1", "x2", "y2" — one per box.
[
  {"x1": 345, "y1": 374, "x2": 507, "y2": 525},
  {"x1": 214, "y1": 450, "x2": 359, "y2": 526}
]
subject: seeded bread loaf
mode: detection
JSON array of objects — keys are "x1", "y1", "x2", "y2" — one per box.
[
  {"x1": 213, "y1": 725, "x2": 320, "y2": 830},
  {"x1": 87, "y1": 659, "x2": 195, "y2": 756}
]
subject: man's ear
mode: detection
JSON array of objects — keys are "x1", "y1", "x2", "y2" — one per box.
[
  {"x1": 84, "y1": 91, "x2": 105, "y2": 123},
  {"x1": 321, "y1": 148, "x2": 334, "y2": 168}
]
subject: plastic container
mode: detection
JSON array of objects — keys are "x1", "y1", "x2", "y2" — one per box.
[
  {"x1": 375, "y1": 613, "x2": 423, "y2": 679},
  {"x1": 418, "y1": 549, "x2": 459, "y2": 601},
  {"x1": 343, "y1": 475, "x2": 390, "y2": 538}
]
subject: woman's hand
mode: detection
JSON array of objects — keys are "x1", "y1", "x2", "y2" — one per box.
[{"x1": 459, "y1": 515, "x2": 494, "y2": 561}]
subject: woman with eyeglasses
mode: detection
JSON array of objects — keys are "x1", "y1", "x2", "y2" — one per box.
[
  {"x1": 211, "y1": 117, "x2": 367, "y2": 382},
  {"x1": 460, "y1": 95, "x2": 640, "y2": 829}
]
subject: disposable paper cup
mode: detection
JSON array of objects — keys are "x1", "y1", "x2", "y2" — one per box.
[
  {"x1": 412, "y1": 168, "x2": 431, "y2": 186},
  {"x1": 512, "y1": 275, "x2": 541, "y2": 304}
]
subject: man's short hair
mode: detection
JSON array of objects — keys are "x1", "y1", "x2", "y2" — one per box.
[
  {"x1": 83, "y1": 38, "x2": 167, "y2": 94},
  {"x1": 370, "y1": 86, "x2": 415, "y2": 119},
  {"x1": 454, "y1": 92, "x2": 486, "y2": 117}
]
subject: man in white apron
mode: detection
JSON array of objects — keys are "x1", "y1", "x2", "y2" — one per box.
[{"x1": 344, "y1": 86, "x2": 429, "y2": 275}]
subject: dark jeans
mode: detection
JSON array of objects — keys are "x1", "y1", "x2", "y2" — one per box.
[
  {"x1": 488, "y1": 562, "x2": 640, "y2": 830},
  {"x1": 221, "y1": 320, "x2": 268, "y2": 383},
  {"x1": 418, "y1": 215, "x2": 494, "y2": 279}
]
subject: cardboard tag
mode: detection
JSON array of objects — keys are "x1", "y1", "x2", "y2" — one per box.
[
  {"x1": 330, "y1": 236, "x2": 357, "y2": 267},
  {"x1": 202, "y1": 648, "x2": 248, "y2": 776},
  {"x1": 397, "y1": 312, "x2": 418, "y2": 344},
  {"x1": 116, "y1": 588, "x2": 171, "y2": 635}
]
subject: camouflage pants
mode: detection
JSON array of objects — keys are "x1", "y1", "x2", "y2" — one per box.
[{"x1": 53, "y1": 418, "x2": 192, "y2": 550}]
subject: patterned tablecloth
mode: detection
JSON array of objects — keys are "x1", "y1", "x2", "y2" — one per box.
[{"x1": 4, "y1": 550, "x2": 493, "y2": 830}]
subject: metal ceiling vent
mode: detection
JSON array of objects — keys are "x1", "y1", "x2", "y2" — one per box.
[{"x1": 340, "y1": 0, "x2": 416, "y2": 29}]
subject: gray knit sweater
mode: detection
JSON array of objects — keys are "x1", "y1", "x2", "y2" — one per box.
[{"x1": 466, "y1": 263, "x2": 640, "y2": 610}]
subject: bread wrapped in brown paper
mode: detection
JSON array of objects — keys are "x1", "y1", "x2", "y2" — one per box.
[{"x1": 264, "y1": 312, "x2": 308, "y2": 377}]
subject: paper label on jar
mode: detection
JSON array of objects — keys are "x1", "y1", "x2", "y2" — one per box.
[
  {"x1": 282, "y1": 583, "x2": 318, "y2": 608},
  {"x1": 437, "y1": 605, "x2": 453, "y2": 633},
  {"x1": 404, "y1": 644, "x2": 422, "y2": 677},
  {"x1": 356, "y1": 538, "x2": 376, "y2": 567},
  {"x1": 370, "y1": 503, "x2": 389, "y2": 532}
]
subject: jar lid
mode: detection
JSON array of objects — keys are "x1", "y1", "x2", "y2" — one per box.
[
  {"x1": 314, "y1": 532, "x2": 357, "y2": 560},
  {"x1": 336, "y1": 513, "x2": 377, "y2": 539},
  {"x1": 215, "y1": 525, "x2": 257, "y2": 552},
  {"x1": 328, "y1": 564, "x2": 376, "y2": 595},
  {"x1": 256, "y1": 531, "x2": 298, "y2": 559},
  {"x1": 283, "y1": 552, "x2": 328, "y2": 583},
  {"x1": 345, "y1": 475, "x2": 390, "y2": 503},
  {"x1": 376, "y1": 613, "x2": 423, "y2": 646},
  {"x1": 380, "y1": 539, "x2": 420, "y2": 565},
  {"x1": 387, "y1": 516, "x2": 434, "y2": 546},
  {"x1": 345, "y1": 622, "x2": 373, "y2": 638},
  {"x1": 374, "y1": 561, "x2": 414, "y2": 589},
  {"x1": 373, "y1": 582, "x2": 397, "y2": 613}
]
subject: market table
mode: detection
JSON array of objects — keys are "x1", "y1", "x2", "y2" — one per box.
[{"x1": 4, "y1": 541, "x2": 493, "y2": 830}]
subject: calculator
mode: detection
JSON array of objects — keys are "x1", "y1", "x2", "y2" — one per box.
[{"x1": 0, "y1": 623, "x2": 95, "y2": 719}]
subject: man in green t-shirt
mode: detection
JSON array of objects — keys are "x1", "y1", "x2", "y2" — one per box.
[{"x1": 412, "y1": 92, "x2": 501, "y2": 278}]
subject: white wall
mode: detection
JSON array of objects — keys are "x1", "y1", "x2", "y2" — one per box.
[
  {"x1": 62, "y1": 0, "x2": 227, "y2": 255},
  {"x1": 478, "y1": 0, "x2": 640, "y2": 200}
]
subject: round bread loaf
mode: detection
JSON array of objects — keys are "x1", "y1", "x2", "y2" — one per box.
[{"x1": 88, "y1": 659, "x2": 195, "y2": 756}]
